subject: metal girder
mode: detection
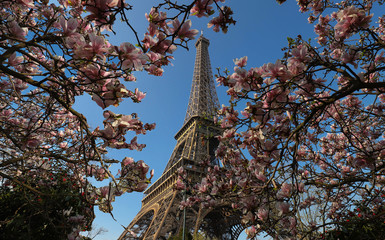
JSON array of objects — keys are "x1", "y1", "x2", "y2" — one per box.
[{"x1": 184, "y1": 36, "x2": 220, "y2": 125}]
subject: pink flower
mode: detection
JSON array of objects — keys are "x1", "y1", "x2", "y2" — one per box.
[
  {"x1": 263, "y1": 87, "x2": 289, "y2": 108},
  {"x1": 145, "y1": 8, "x2": 168, "y2": 34},
  {"x1": 85, "y1": 0, "x2": 119, "y2": 25},
  {"x1": 291, "y1": 45, "x2": 309, "y2": 62},
  {"x1": 151, "y1": 33, "x2": 177, "y2": 54},
  {"x1": 277, "y1": 201, "x2": 290, "y2": 216},
  {"x1": 211, "y1": 186, "x2": 218, "y2": 195},
  {"x1": 59, "y1": 142, "x2": 68, "y2": 149},
  {"x1": 9, "y1": 21, "x2": 28, "y2": 40},
  {"x1": 58, "y1": 16, "x2": 79, "y2": 37},
  {"x1": 0, "y1": 109, "x2": 13, "y2": 118},
  {"x1": 90, "y1": 79, "x2": 130, "y2": 108},
  {"x1": 146, "y1": 65, "x2": 164, "y2": 76},
  {"x1": 96, "y1": 168, "x2": 106, "y2": 180},
  {"x1": 147, "y1": 52, "x2": 162, "y2": 64},
  {"x1": 106, "y1": 0, "x2": 119, "y2": 8},
  {"x1": 190, "y1": 0, "x2": 213, "y2": 18},
  {"x1": 315, "y1": 15, "x2": 331, "y2": 44},
  {"x1": 245, "y1": 225, "x2": 257, "y2": 238},
  {"x1": 17, "y1": 0, "x2": 34, "y2": 8},
  {"x1": 175, "y1": 178, "x2": 186, "y2": 190},
  {"x1": 297, "y1": 182, "x2": 305, "y2": 192},
  {"x1": 92, "y1": 94, "x2": 106, "y2": 109},
  {"x1": 119, "y1": 42, "x2": 147, "y2": 71},
  {"x1": 228, "y1": 67, "x2": 249, "y2": 91},
  {"x1": 128, "y1": 136, "x2": 146, "y2": 151},
  {"x1": 142, "y1": 34, "x2": 158, "y2": 51},
  {"x1": 341, "y1": 49, "x2": 358, "y2": 68},
  {"x1": 134, "y1": 88, "x2": 146, "y2": 102},
  {"x1": 233, "y1": 56, "x2": 248, "y2": 68},
  {"x1": 26, "y1": 137, "x2": 41, "y2": 148},
  {"x1": 290, "y1": 217, "x2": 297, "y2": 230},
  {"x1": 88, "y1": 33, "x2": 110, "y2": 55},
  {"x1": 207, "y1": 6, "x2": 234, "y2": 33},
  {"x1": 134, "y1": 182, "x2": 148, "y2": 192},
  {"x1": 74, "y1": 34, "x2": 110, "y2": 59},
  {"x1": 144, "y1": 123, "x2": 156, "y2": 131},
  {"x1": 257, "y1": 208, "x2": 268, "y2": 221},
  {"x1": 96, "y1": 125, "x2": 115, "y2": 139},
  {"x1": 8, "y1": 53, "x2": 24, "y2": 66},
  {"x1": 124, "y1": 74, "x2": 136, "y2": 82},
  {"x1": 288, "y1": 58, "x2": 306, "y2": 76},
  {"x1": 100, "y1": 186, "x2": 110, "y2": 198},
  {"x1": 254, "y1": 171, "x2": 267, "y2": 182},
  {"x1": 208, "y1": 16, "x2": 222, "y2": 32},
  {"x1": 261, "y1": 60, "x2": 292, "y2": 83},
  {"x1": 198, "y1": 182, "x2": 208, "y2": 193},
  {"x1": 277, "y1": 183, "x2": 292, "y2": 199},
  {"x1": 169, "y1": 19, "x2": 199, "y2": 40},
  {"x1": 122, "y1": 157, "x2": 134, "y2": 166},
  {"x1": 330, "y1": 48, "x2": 343, "y2": 59},
  {"x1": 81, "y1": 64, "x2": 110, "y2": 83},
  {"x1": 334, "y1": 6, "x2": 373, "y2": 41}
]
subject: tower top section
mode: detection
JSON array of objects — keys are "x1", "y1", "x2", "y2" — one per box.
[{"x1": 183, "y1": 35, "x2": 220, "y2": 124}]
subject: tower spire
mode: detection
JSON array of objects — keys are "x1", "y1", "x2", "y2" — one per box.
[{"x1": 183, "y1": 35, "x2": 220, "y2": 124}]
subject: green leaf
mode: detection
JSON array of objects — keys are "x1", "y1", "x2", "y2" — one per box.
[{"x1": 287, "y1": 37, "x2": 295, "y2": 46}]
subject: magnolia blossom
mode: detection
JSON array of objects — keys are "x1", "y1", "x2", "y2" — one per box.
[
  {"x1": 74, "y1": 33, "x2": 110, "y2": 59},
  {"x1": 58, "y1": 17, "x2": 79, "y2": 37},
  {"x1": 9, "y1": 21, "x2": 28, "y2": 40},
  {"x1": 207, "y1": 6, "x2": 235, "y2": 33},
  {"x1": 334, "y1": 6, "x2": 373, "y2": 41},
  {"x1": 169, "y1": 19, "x2": 199, "y2": 40},
  {"x1": 142, "y1": 34, "x2": 158, "y2": 51},
  {"x1": 277, "y1": 202, "x2": 290, "y2": 216},
  {"x1": 119, "y1": 42, "x2": 147, "y2": 70},
  {"x1": 146, "y1": 64, "x2": 164, "y2": 76},
  {"x1": 228, "y1": 67, "x2": 249, "y2": 91},
  {"x1": 190, "y1": 0, "x2": 214, "y2": 18},
  {"x1": 277, "y1": 183, "x2": 292, "y2": 199},
  {"x1": 145, "y1": 7, "x2": 168, "y2": 35},
  {"x1": 233, "y1": 56, "x2": 248, "y2": 68},
  {"x1": 257, "y1": 208, "x2": 268, "y2": 221},
  {"x1": 17, "y1": 0, "x2": 34, "y2": 7},
  {"x1": 261, "y1": 60, "x2": 292, "y2": 83},
  {"x1": 8, "y1": 52, "x2": 24, "y2": 66},
  {"x1": 134, "y1": 88, "x2": 146, "y2": 102},
  {"x1": 314, "y1": 15, "x2": 331, "y2": 44}
]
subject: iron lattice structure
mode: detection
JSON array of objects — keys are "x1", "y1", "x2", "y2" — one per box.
[{"x1": 118, "y1": 36, "x2": 247, "y2": 240}]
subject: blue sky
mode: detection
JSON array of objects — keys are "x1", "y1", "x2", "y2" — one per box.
[{"x1": 78, "y1": 1, "x2": 316, "y2": 239}]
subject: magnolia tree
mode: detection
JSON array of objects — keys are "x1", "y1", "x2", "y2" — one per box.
[
  {"x1": 0, "y1": 0, "x2": 234, "y2": 239},
  {"x1": 182, "y1": 0, "x2": 385, "y2": 239}
]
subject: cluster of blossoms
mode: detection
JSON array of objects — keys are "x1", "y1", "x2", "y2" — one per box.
[
  {"x1": 177, "y1": 0, "x2": 385, "y2": 239},
  {"x1": 0, "y1": 0, "x2": 233, "y2": 239}
]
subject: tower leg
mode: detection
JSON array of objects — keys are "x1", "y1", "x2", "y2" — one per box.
[
  {"x1": 193, "y1": 206, "x2": 203, "y2": 237},
  {"x1": 152, "y1": 191, "x2": 178, "y2": 239}
]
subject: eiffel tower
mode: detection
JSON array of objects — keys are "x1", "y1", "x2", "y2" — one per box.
[{"x1": 118, "y1": 35, "x2": 246, "y2": 240}]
